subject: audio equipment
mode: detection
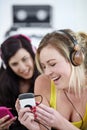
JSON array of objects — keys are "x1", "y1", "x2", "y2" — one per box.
[
  {"x1": 59, "y1": 30, "x2": 84, "y2": 66},
  {"x1": 12, "y1": 5, "x2": 52, "y2": 28},
  {"x1": 19, "y1": 93, "x2": 36, "y2": 108}
]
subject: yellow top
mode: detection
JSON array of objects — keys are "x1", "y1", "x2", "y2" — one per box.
[{"x1": 50, "y1": 80, "x2": 87, "y2": 130}]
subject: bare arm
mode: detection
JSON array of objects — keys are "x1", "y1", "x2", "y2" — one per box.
[
  {"x1": 34, "y1": 74, "x2": 51, "y2": 106},
  {"x1": 34, "y1": 75, "x2": 81, "y2": 130}
]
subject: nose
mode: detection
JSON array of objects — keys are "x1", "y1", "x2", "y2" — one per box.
[{"x1": 18, "y1": 62, "x2": 26, "y2": 73}]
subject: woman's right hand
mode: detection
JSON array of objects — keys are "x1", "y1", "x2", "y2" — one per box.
[{"x1": 0, "y1": 115, "x2": 17, "y2": 130}]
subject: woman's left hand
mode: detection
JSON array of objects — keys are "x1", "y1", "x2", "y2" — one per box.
[{"x1": 36, "y1": 103, "x2": 63, "y2": 129}]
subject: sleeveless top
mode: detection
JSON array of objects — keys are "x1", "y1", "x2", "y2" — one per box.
[{"x1": 50, "y1": 80, "x2": 87, "y2": 130}]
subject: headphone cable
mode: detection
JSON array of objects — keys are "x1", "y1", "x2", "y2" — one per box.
[
  {"x1": 64, "y1": 90, "x2": 83, "y2": 129},
  {"x1": 34, "y1": 94, "x2": 50, "y2": 130}
]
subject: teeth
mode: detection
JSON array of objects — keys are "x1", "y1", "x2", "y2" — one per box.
[
  {"x1": 52, "y1": 77, "x2": 58, "y2": 80},
  {"x1": 23, "y1": 70, "x2": 29, "y2": 74}
]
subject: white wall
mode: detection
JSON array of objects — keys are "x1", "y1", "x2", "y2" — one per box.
[{"x1": 0, "y1": 0, "x2": 87, "y2": 44}]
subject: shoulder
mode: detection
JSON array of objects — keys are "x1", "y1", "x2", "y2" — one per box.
[
  {"x1": 34, "y1": 74, "x2": 51, "y2": 91},
  {"x1": 35, "y1": 74, "x2": 51, "y2": 85},
  {"x1": 34, "y1": 74, "x2": 51, "y2": 99}
]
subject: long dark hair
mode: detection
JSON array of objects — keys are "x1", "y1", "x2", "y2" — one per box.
[{"x1": 0, "y1": 34, "x2": 39, "y2": 108}]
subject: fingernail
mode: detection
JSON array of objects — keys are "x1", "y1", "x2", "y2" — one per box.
[
  {"x1": 6, "y1": 115, "x2": 10, "y2": 117},
  {"x1": 34, "y1": 114, "x2": 37, "y2": 118},
  {"x1": 36, "y1": 102, "x2": 39, "y2": 106}
]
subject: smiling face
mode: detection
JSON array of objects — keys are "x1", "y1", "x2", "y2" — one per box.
[
  {"x1": 9, "y1": 48, "x2": 34, "y2": 79},
  {"x1": 39, "y1": 45, "x2": 71, "y2": 90}
]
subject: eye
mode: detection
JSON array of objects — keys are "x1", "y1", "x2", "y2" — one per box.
[
  {"x1": 22, "y1": 56, "x2": 29, "y2": 62},
  {"x1": 50, "y1": 63, "x2": 56, "y2": 66},
  {"x1": 11, "y1": 62, "x2": 18, "y2": 67}
]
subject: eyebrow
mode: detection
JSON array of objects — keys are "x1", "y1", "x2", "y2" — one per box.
[
  {"x1": 40, "y1": 59, "x2": 56, "y2": 65},
  {"x1": 47, "y1": 59, "x2": 56, "y2": 63}
]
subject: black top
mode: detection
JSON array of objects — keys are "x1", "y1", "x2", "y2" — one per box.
[
  {"x1": 7, "y1": 108, "x2": 28, "y2": 130},
  {"x1": 0, "y1": 66, "x2": 39, "y2": 130}
]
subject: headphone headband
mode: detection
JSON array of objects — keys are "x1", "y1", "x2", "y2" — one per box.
[{"x1": 59, "y1": 30, "x2": 77, "y2": 46}]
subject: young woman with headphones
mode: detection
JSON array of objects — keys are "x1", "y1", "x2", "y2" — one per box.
[{"x1": 16, "y1": 29, "x2": 87, "y2": 130}]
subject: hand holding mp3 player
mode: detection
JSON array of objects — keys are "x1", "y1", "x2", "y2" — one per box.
[
  {"x1": 0, "y1": 106, "x2": 14, "y2": 119},
  {"x1": 18, "y1": 93, "x2": 36, "y2": 108}
]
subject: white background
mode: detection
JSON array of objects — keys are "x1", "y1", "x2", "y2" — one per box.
[{"x1": 0, "y1": 0, "x2": 87, "y2": 46}]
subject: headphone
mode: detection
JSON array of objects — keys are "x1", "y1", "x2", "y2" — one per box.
[{"x1": 58, "y1": 30, "x2": 84, "y2": 66}]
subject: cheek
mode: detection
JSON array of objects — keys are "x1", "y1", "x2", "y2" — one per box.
[
  {"x1": 56, "y1": 62, "x2": 71, "y2": 77},
  {"x1": 28, "y1": 60, "x2": 34, "y2": 70},
  {"x1": 9, "y1": 63, "x2": 18, "y2": 73},
  {"x1": 61, "y1": 63, "x2": 71, "y2": 78},
  {"x1": 10, "y1": 66, "x2": 18, "y2": 73},
  {"x1": 13, "y1": 69, "x2": 18, "y2": 74}
]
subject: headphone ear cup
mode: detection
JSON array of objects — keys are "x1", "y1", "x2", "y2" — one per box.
[{"x1": 70, "y1": 50, "x2": 84, "y2": 66}]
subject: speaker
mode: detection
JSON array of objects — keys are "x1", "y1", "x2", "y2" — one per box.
[{"x1": 59, "y1": 30, "x2": 84, "y2": 66}]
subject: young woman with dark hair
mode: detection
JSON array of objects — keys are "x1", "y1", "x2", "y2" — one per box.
[{"x1": 0, "y1": 34, "x2": 39, "y2": 130}]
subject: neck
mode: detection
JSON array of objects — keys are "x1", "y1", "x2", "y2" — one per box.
[{"x1": 19, "y1": 79, "x2": 30, "y2": 93}]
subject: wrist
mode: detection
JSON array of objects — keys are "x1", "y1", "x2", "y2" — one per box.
[{"x1": 59, "y1": 118, "x2": 79, "y2": 130}]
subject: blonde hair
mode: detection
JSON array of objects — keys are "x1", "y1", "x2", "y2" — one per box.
[
  {"x1": 76, "y1": 31, "x2": 87, "y2": 71},
  {"x1": 35, "y1": 29, "x2": 86, "y2": 95},
  {"x1": 76, "y1": 31, "x2": 87, "y2": 86}
]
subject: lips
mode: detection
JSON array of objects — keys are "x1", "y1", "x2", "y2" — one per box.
[
  {"x1": 20, "y1": 69, "x2": 30, "y2": 77},
  {"x1": 23, "y1": 70, "x2": 29, "y2": 75}
]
